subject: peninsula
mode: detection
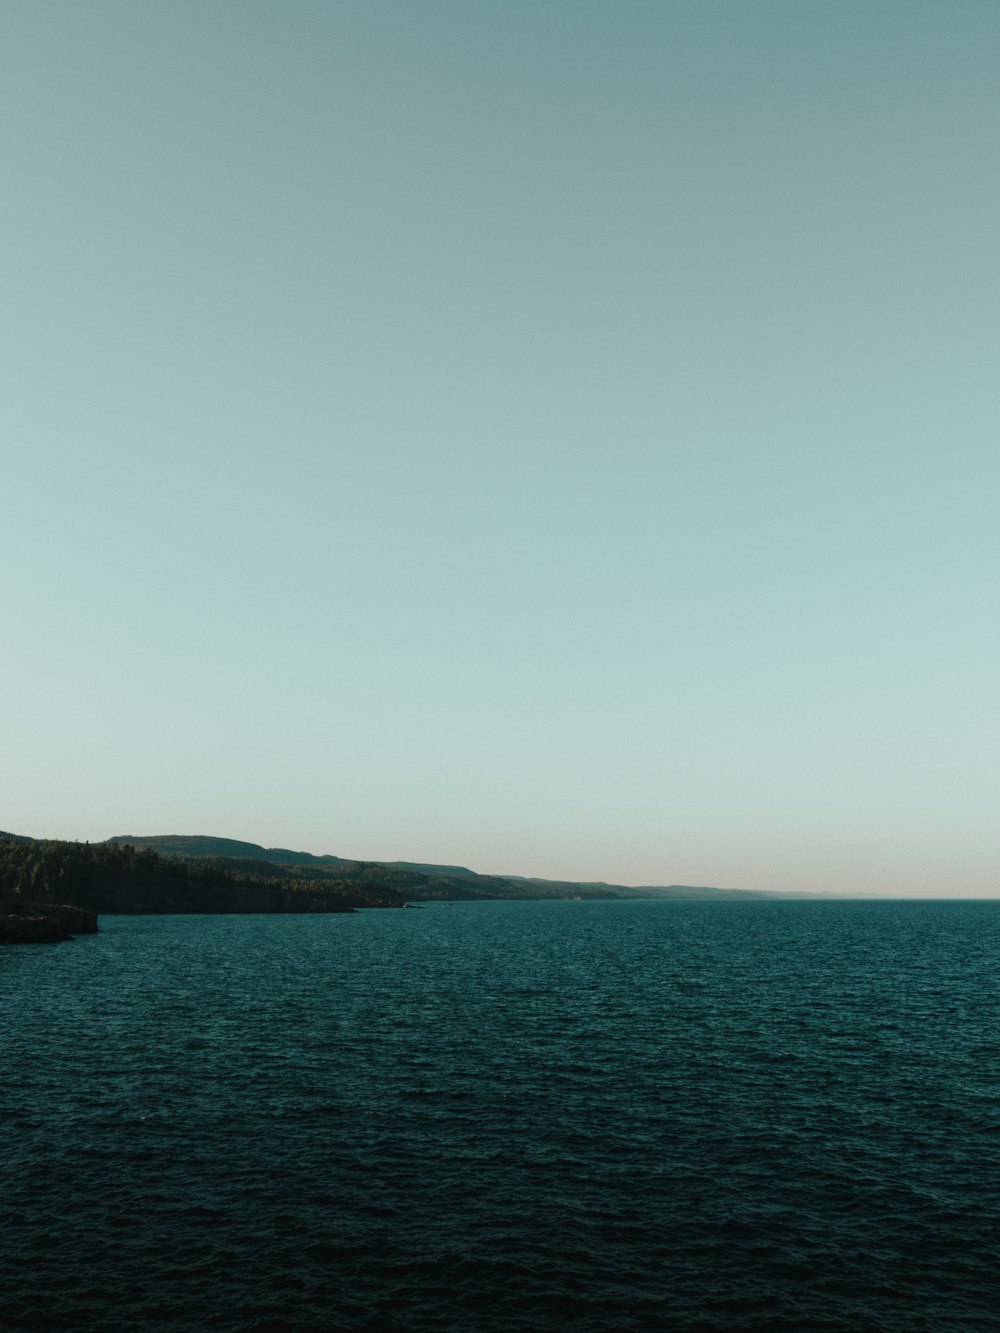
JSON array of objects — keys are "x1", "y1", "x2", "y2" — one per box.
[{"x1": 0, "y1": 828, "x2": 760, "y2": 942}]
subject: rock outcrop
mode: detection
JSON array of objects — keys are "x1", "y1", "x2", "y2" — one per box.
[{"x1": 0, "y1": 901, "x2": 99, "y2": 944}]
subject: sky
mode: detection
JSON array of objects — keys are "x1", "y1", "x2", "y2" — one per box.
[{"x1": 3, "y1": 1, "x2": 998, "y2": 895}]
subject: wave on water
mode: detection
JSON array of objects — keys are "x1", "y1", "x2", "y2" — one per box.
[{"x1": 3, "y1": 899, "x2": 1000, "y2": 1331}]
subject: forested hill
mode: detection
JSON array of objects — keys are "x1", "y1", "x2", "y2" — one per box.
[
  {"x1": 100, "y1": 834, "x2": 754, "y2": 900},
  {"x1": 1, "y1": 830, "x2": 756, "y2": 919},
  {"x1": 0, "y1": 836, "x2": 419, "y2": 915},
  {"x1": 103, "y1": 834, "x2": 531, "y2": 901},
  {"x1": 105, "y1": 834, "x2": 354, "y2": 867}
]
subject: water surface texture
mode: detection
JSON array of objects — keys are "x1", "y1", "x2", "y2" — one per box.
[{"x1": 3, "y1": 900, "x2": 1000, "y2": 1331}]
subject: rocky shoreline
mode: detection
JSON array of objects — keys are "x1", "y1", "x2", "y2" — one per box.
[{"x1": 0, "y1": 901, "x2": 99, "y2": 944}]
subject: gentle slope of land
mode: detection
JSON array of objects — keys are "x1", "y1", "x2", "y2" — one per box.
[
  {"x1": 104, "y1": 834, "x2": 761, "y2": 901},
  {"x1": 0, "y1": 828, "x2": 769, "y2": 941}
]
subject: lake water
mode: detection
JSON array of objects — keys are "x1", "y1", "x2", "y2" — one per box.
[{"x1": 3, "y1": 899, "x2": 1000, "y2": 1331}]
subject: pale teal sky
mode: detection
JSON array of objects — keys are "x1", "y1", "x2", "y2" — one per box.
[{"x1": 3, "y1": 1, "x2": 998, "y2": 894}]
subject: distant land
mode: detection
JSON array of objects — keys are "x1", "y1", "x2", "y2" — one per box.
[
  {"x1": 104, "y1": 834, "x2": 769, "y2": 901},
  {"x1": 0, "y1": 828, "x2": 785, "y2": 941}
]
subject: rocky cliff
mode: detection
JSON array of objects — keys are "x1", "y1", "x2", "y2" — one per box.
[{"x1": 0, "y1": 900, "x2": 99, "y2": 944}]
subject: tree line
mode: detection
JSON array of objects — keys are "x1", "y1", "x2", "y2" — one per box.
[{"x1": 0, "y1": 836, "x2": 409, "y2": 913}]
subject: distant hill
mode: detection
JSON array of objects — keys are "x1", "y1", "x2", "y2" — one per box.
[
  {"x1": 103, "y1": 835, "x2": 528, "y2": 900},
  {"x1": 380, "y1": 860, "x2": 483, "y2": 881},
  {"x1": 0, "y1": 834, "x2": 409, "y2": 918},
  {"x1": 102, "y1": 835, "x2": 757, "y2": 901},
  {"x1": 105, "y1": 834, "x2": 352, "y2": 866},
  {"x1": 502, "y1": 875, "x2": 763, "y2": 899},
  {"x1": 2, "y1": 828, "x2": 764, "y2": 919}
]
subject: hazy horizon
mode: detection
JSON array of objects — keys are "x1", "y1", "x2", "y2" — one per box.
[
  {"x1": 4, "y1": 2, "x2": 998, "y2": 897},
  {"x1": 5, "y1": 824, "x2": 999, "y2": 901}
]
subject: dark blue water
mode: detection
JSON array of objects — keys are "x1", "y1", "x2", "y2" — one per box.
[{"x1": 3, "y1": 899, "x2": 1000, "y2": 1331}]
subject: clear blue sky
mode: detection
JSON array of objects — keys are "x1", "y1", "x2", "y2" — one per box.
[{"x1": 3, "y1": 1, "x2": 998, "y2": 894}]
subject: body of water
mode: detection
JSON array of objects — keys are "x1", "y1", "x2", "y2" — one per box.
[{"x1": 3, "y1": 898, "x2": 1000, "y2": 1331}]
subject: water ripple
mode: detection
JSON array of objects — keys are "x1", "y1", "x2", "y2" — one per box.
[{"x1": 3, "y1": 901, "x2": 1000, "y2": 1331}]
